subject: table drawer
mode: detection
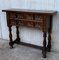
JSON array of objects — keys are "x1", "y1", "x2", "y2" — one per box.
[
  {"x1": 9, "y1": 12, "x2": 47, "y2": 30},
  {"x1": 9, "y1": 13, "x2": 46, "y2": 23},
  {"x1": 10, "y1": 20, "x2": 16, "y2": 25},
  {"x1": 18, "y1": 20, "x2": 34, "y2": 27},
  {"x1": 9, "y1": 13, "x2": 16, "y2": 19},
  {"x1": 9, "y1": 13, "x2": 26, "y2": 19},
  {"x1": 10, "y1": 19, "x2": 43, "y2": 29}
]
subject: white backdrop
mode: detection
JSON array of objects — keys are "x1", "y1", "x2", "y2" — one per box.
[
  {"x1": 0, "y1": 0, "x2": 59, "y2": 52},
  {"x1": 0, "y1": 0, "x2": 11, "y2": 39}
]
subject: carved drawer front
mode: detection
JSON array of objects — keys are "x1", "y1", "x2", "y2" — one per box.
[
  {"x1": 10, "y1": 20, "x2": 16, "y2": 25},
  {"x1": 9, "y1": 13, "x2": 16, "y2": 19},
  {"x1": 9, "y1": 13, "x2": 25, "y2": 19},
  {"x1": 18, "y1": 20, "x2": 26, "y2": 26},
  {"x1": 15, "y1": 13, "x2": 26, "y2": 19},
  {"x1": 35, "y1": 16, "x2": 43, "y2": 22},
  {"x1": 35, "y1": 15, "x2": 47, "y2": 22},
  {"x1": 15, "y1": 13, "x2": 33, "y2": 20},
  {"x1": 25, "y1": 14, "x2": 33, "y2": 20},
  {"x1": 18, "y1": 20, "x2": 34, "y2": 27},
  {"x1": 34, "y1": 22, "x2": 43, "y2": 29},
  {"x1": 26, "y1": 21, "x2": 34, "y2": 27}
]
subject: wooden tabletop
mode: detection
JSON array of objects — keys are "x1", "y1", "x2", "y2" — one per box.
[{"x1": 2, "y1": 8, "x2": 57, "y2": 15}]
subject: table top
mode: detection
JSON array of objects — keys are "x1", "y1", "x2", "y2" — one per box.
[{"x1": 2, "y1": 8, "x2": 57, "y2": 15}]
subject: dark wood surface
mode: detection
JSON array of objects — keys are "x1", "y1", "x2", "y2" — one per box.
[
  {"x1": 2, "y1": 8, "x2": 57, "y2": 14},
  {"x1": 2, "y1": 9, "x2": 57, "y2": 58}
]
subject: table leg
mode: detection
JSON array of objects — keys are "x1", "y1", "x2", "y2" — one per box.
[
  {"x1": 47, "y1": 31, "x2": 51, "y2": 52},
  {"x1": 8, "y1": 26, "x2": 13, "y2": 48},
  {"x1": 47, "y1": 16, "x2": 52, "y2": 52},
  {"x1": 42, "y1": 32, "x2": 47, "y2": 58},
  {"x1": 13, "y1": 26, "x2": 20, "y2": 44}
]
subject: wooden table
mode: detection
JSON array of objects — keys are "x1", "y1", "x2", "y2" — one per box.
[{"x1": 2, "y1": 9, "x2": 57, "y2": 58}]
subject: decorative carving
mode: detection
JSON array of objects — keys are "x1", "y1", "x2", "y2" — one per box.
[
  {"x1": 35, "y1": 22, "x2": 41, "y2": 28},
  {"x1": 35, "y1": 15, "x2": 43, "y2": 21},
  {"x1": 17, "y1": 13, "x2": 25, "y2": 19},
  {"x1": 25, "y1": 14, "x2": 33, "y2": 20},
  {"x1": 9, "y1": 13, "x2": 15, "y2": 19},
  {"x1": 10, "y1": 20, "x2": 16, "y2": 25},
  {"x1": 26, "y1": 21, "x2": 34, "y2": 27}
]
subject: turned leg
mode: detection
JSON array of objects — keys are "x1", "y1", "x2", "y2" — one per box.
[
  {"x1": 47, "y1": 31, "x2": 51, "y2": 52},
  {"x1": 42, "y1": 32, "x2": 47, "y2": 58},
  {"x1": 8, "y1": 26, "x2": 13, "y2": 48},
  {"x1": 13, "y1": 26, "x2": 20, "y2": 44},
  {"x1": 47, "y1": 16, "x2": 52, "y2": 52}
]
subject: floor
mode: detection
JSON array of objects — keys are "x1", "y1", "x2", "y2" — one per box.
[{"x1": 0, "y1": 39, "x2": 59, "y2": 60}]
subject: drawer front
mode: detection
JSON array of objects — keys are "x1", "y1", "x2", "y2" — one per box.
[
  {"x1": 35, "y1": 15, "x2": 44, "y2": 22},
  {"x1": 16, "y1": 20, "x2": 34, "y2": 27},
  {"x1": 10, "y1": 19, "x2": 43, "y2": 28},
  {"x1": 18, "y1": 20, "x2": 26, "y2": 26},
  {"x1": 9, "y1": 13, "x2": 46, "y2": 22},
  {"x1": 18, "y1": 20, "x2": 44, "y2": 29},
  {"x1": 25, "y1": 21, "x2": 34, "y2": 27},
  {"x1": 9, "y1": 18, "x2": 48, "y2": 31},
  {"x1": 9, "y1": 13, "x2": 26, "y2": 19},
  {"x1": 9, "y1": 12, "x2": 16, "y2": 19},
  {"x1": 10, "y1": 20, "x2": 16, "y2": 25},
  {"x1": 8, "y1": 12, "x2": 48, "y2": 31},
  {"x1": 35, "y1": 22, "x2": 43, "y2": 28}
]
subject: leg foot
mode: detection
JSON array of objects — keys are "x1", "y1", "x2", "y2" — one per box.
[
  {"x1": 9, "y1": 42, "x2": 14, "y2": 48},
  {"x1": 42, "y1": 52, "x2": 46, "y2": 58}
]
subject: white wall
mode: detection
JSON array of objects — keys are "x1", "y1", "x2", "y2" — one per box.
[
  {"x1": 0, "y1": 0, "x2": 59, "y2": 52},
  {"x1": 0, "y1": 1, "x2": 3, "y2": 38},
  {"x1": 0, "y1": 1, "x2": 1, "y2": 38},
  {"x1": 10, "y1": 0, "x2": 54, "y2": 10},
  {"x1": 0, "y1": 0, "x2": 11, "y2": 39},
  {"x1": 26, "y1": 0, "x2": 54, "y2": 10},
  {"x1": 51, "y1": 0, "x2": 59, "y2": 52}
]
